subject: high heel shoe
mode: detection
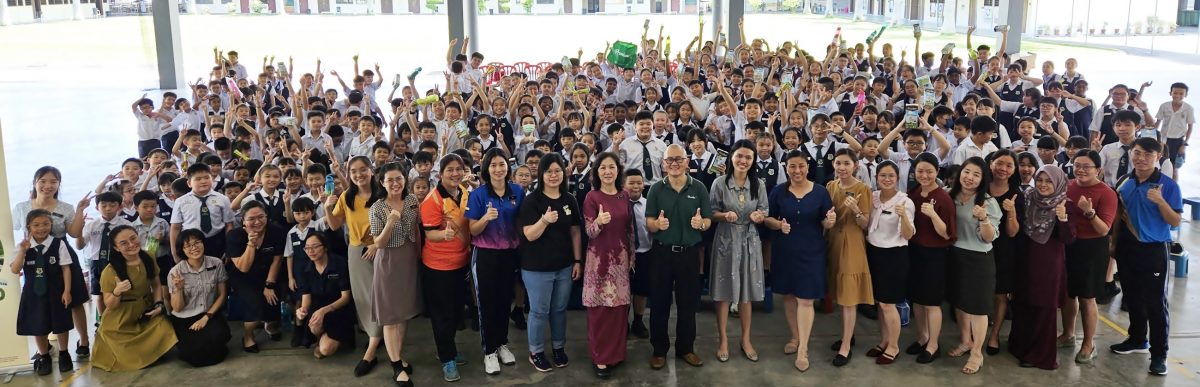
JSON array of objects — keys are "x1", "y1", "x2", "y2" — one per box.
[{"x1": 985, "y1": 345, "x2": 1000, "y2": 356}]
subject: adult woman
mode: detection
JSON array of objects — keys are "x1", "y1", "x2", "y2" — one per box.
[
  {"x1": 581, "y1": 152, "x2": 633, "y2": 378},
  {"x1": 1008, "y1": 165, "x2": 1076, "y2": 370},
  {"x1": 905, "y1": 152, "x2": 956, "y2": 364},
  {"x1": 13, "y1": 166, "x2": 90, "y2": 356},
  {"x1": 1059, "y1": 150, "x2": 1117, "y2": 364},
  {"x1": 91, "y1": 226, "x2": 177, "y2": 371},
  {"x1": 167, "y1": 229, "x2": 231, "y2": 367},
  {"x1": 295, "y1": 233, "x2": 356, "y2": 359},
  {"x1": 225, "y1": 201, "x2": 284, "y2": 353},
  {"x1": 984, "y1": 150, "x2": 1024, "y2": 355},
  {"x1": 947, "y1": 156, "x2": 1002, "y2": 375},
  {"x1": 765, "y1": 150, "x2": 835, "y2": 372},
  {"x1": 419, "y1": 153, "x2": 472, "y2": 381},
  {"x1": 517, "y1": 153, "x2": 582, "y2": 372},
  {"x1": 370, "y1": 162, "x2": 423, "y2": 386},
  {"x1": 826, "y1": 148, "x2": 873, "y2": 367},
  {"x1": 708, "y1": 139, "x2": 768, "y2": 363},
  {"x1": 324, "y1": 156, "x2": 384, "y2": 376},
  {"x1": 465, "y1": 149, "x2": 523, "y2": 375},
  {"x1": 865, "y1": 161, "x2": 915, "y2": 365}
]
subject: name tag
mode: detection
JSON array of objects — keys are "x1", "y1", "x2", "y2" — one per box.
[{"x1": 327, "y1": 273, "x2": 340, "y2": 280}]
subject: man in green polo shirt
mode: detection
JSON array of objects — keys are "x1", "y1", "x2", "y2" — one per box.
[{"x1": 645, "y1": 144, "x2": 713, "y2": 370}]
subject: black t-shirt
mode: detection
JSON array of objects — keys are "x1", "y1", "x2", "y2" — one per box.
[
  {"x1": 517, "y1": 190, "x2": 580, "y2": 272},
  {"x1": 225, "y1": 223, "x2": 286, "y2": 287},
  {"x1": 299, "y1": 259, "x2": 350, "y2": 307}
]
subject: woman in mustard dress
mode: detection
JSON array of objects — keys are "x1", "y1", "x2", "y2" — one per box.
[
  {"x1": 825, "y1": 148, "x2": 873, "y2": 367},
  {"x1": 92, "y1": 225, "x2": 177, "y2": 372}
]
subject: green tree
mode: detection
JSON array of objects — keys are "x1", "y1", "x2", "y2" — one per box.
[
  {"x1": 521, "y1": 0, "x2": 532, "y2": 13},
  {"x1": 498, "y1": 0, "x2": 510, "y2": 13},
  {"x1": 426, "y1": 0, "x2": 443, "y2": 12}
]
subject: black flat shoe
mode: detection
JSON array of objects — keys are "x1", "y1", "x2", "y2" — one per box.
[
  {"x1": 58, "y1": 351, "x2": 73, "y2": 373},
  {"x1": 268, "y1": 331, "x2": 283, "y2": 342},
  {"x1": 593, "y1": 363, "x2": 611, "y2": 379},
  {"x1": 830, "y1": 337, "x2": 856, "y2": 351},
  {"x1": 243, "y1": 344, "x2": 260, "y2": 353},
  {"x1": 985, "y1": 345, "x2": 1000, "y2": 356},
  {"x1": 916, "y1": 349, "x2": 940, "y2": 364},
  {"x1": 355, "y1": 359, "x2": 378, "y2": 377},
  {"x1": 392, "y1": 360, "x2": 414, "y2": 387},
  {"x1": 34, "y1": 354, "x2": 51, "y2": 376},
  {"x1": 832, "y1": 350, "x2": 852, "y2": 367},
  {"x1": 905, "y1": 341, "x2": 926, "y2": 355}
]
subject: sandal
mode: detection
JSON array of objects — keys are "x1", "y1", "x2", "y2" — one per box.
[
  {"x1": 948, "y1": 344, "x2": 973, "y2": 358},
  {"x1": 866, "y1": 345, "x2": 886, "y2": 357},
  {"x1": 961, "y1": 354, "x2": 983, "y2": 375}
]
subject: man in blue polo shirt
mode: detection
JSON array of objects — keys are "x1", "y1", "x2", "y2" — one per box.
[{"x1": 1109, "y1": 137, "x2": 1182, "y2": 376}]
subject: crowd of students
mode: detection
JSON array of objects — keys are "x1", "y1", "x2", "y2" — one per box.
[{"x1": 10, "y1": 19, "x2": 1194, "y2": 385}]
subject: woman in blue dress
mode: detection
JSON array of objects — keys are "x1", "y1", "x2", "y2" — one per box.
[{"x1": 767, "y1": 150, "x2": 836, "y2": 373}]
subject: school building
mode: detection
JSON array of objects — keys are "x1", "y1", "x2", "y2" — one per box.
[{"x1": 822, "y1": 0, "x2": 1192, "y2": 33}]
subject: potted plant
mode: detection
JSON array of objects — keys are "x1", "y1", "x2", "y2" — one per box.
[
  {"x1": 1134, "y1": 21, "x2": 1143, "y2": 34},
  {"x1": 1089, "y1": 25, "x2": 1096, "y2": 35},
  {"x1": 1101, "y1": 21, "x2": 1108, "y2": 35},
  {"x1": 1170, "y1": 23, "x2": 1177, "y2": 34}
]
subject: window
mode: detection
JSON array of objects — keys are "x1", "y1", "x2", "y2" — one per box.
[
  {"x1": 7, "y1": 0, "x2": 29, "y2": 6},
  {"x1": 984, "y1": 0, "x2": 998, "y2": 5},
  {"x1": 536, "y1": 0, "x2": 553, "y2": 3}
]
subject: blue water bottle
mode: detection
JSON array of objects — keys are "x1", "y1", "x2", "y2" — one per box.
[{"x1": 324, "y1": 174, "x2": 335, "y2": 196}]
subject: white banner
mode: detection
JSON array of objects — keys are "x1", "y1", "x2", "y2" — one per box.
[{"x1": 0, "y1": 120, "x2": 32, "y2": 371}]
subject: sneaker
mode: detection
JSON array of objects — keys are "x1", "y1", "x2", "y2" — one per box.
[
  {"x1": 630, "y1": 319, "x2": 650, "y2": 339},
  {"x1": 441, "y1": 360, "x2": 461, "y2": 382},
  {"x1": 58, "y1": 351, "x2": 72, "y2": 373},
  {"x1": 455, "y1": 352, "x2": 468, "y2": 365},
  {"x1": 33, "y1": 354, "x2": 51, "y2": 376},
  {"x1": 510, "y1": 307, "x2": 527, "y2": 330},
  {"x1": 552, "y1": 348, "x2": 569, "y2": 368},
  {"x1": 1109, "y1": 340, "x2": 1150, "y2": 355},
  {"x1": 529, "y1": 352, "x2": 553, "y2": 372},
  {"x1": 497, "y1": 345, "x2": 517, "y2": 366},
  {"x1": 1149, "y1": 358, "x2": 1168, "y2": 376},
  {"x1": 75, "y1": 342, "x2": 89, "y2": 359},
  {"x1": 483, "y1": 353, "x2": 501, "y2": 375}
]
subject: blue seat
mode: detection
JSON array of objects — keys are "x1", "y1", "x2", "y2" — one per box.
[{"x1": 1183, "y1": 197, "x2": 1200, "y2": 220}]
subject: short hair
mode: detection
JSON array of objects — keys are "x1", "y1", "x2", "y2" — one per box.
[
  {"x1": 1171, "y1": 82, "x2": 1190, "y2": 93},
  {"x1": 1132, "y1": 137, "x2": 1162, "y2": 153},
  {"x1": 633, "y1": 110, "x2": 654, "y2": 123},
  {"x1": 969, "y1": 116, "x2": 998, "y2": 134},
  {"x1": 291, "y1": 197, "x2": 316, "y2": 213},
  {"x1": 133, "y1": 190, "x2": 159, "y2": 205},
  {"x1": 414, "y1": 150, "x2": 435, "y2": 165},
  {"x1": 1073, "y1": 149, "x2": 1101, "y2": 167},
  {"x1": 305, "y1": 163, "x2": 328, "y2": 176},
  {"x1": 186, "y1": 163, "x2": 212, "y2": 178},
  {"x1": 1113, "y1": 110, "x2": 1142, "y2": 126},
  {"x1": 1065, "y1": 135, "x2": 1089, "y2": 149},
  {"x1": 96, "y1": 191, "x2": 123, "y2": 205},
  {"x1": 172, "y1": 177, "x2": 192, "y2": 196},
  {"x1": 1036, "y1": 136, "x2": 1058, "y2": 150}
]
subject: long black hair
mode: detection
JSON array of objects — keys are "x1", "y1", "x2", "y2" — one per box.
[
  {"x1": 590, "y1": 152, "x2": 626, "y2": 192},
  {"x1": 949, "y1": 156, "x2": 993, "y2": 206},
  {"x1": 376, "y1": 162, "x2": 409, "y2": 199},
  {"x1": 724, "y1": 139, "x2": 762, "y2": 201},
  {"x1": 344, "y1": 156, "x2": 382, "y2": 211},
  {"x1": 30, "y1": 166, "x2": 62, "y2": 199},
  {"x1": 108, "y1": 225, "x2": 157, "y2": 283}
]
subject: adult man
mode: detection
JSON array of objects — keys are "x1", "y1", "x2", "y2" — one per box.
[
  {"x1": 1109, "y1": 137, "x2": 1182, "y2": 376},
  {"x1": 644, "y1": 144, "x2": 713, "y2": 370}
]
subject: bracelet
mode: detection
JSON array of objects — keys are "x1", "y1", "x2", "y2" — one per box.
[
  {"x1": 265, "y1": 282, "x2": 276, "y2": 288},
  {"x1": 1085, "y1": 210, "x2": 1097, "y2": 219},
  {"x1": 204, "y1": 312, "x2": 214, "y2": 318}
]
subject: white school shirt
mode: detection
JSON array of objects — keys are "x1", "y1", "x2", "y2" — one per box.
[
  {"x1": 298, "y1": 192, "x2": 327, "y2": 219},
  {"x1": 1156, "y1": 101, "x2": 1195, "y2": 139},
  {"x1": 349, "y1": 134, "x2": 377, "y2": 160},
  {"x1": 170, "y1": 191, "x2": 235, "y2": 238},
  {"x1": 1089, "y1": 103, "x2": 1145, "y2": 133},
  {"x1": 856, "y1": 158, "x2": 880, "y2": 190},
  {"x1": 81, "y1": 216, "x2": 133, "y2": 263},
  {"x1": 301, "y1": 132, "x2": 333, "y2": 154},
  {"x1": 284, "y1": 219, "x2": 329, "y2": 259},
  {"x1": 229, "y1": 63, "x2": 249, "y2": 80},
  {"x1": 619, "y1": 137, "x2": 667, "y2": 185},
  {"x1": 952, "y1": 140, "x2": 999, "y2": 165},
  {"x1": 32, "y1": 237, "x2": 74, "y2": 266},
  {"x1": 631, "y1": 196, "x2": 651, "y2": 254},
  {"x1": 170, "y1": 109, "x2": 204, "y2": 133},
  {"x1": 135, "y1": 110, "x2": 164, "y2": 141},
  {"x1": 131, "y1": 216, "x2": 170, "y2": 257}
]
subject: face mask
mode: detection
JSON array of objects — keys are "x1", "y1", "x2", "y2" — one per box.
[{"x1": 522, "y1": 124, "x2": 536, "y2": 134}]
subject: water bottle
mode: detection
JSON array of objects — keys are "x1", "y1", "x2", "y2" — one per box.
[
  {"x1": 324, "y1": 174, "x2": 335, "y2": 196},
  {"x1": 1176, "y1": 152, "x2": 1185, "y2": 168},
  {"x1": 898, "y1": 300, "x2": 911, "y2": 327},
  {"x1": 407, "y1": 67, "x2": 423, "y2": 81}
]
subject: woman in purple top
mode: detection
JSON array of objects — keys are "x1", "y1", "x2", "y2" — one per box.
[
  {"x1": 581, "y1": 152, "x2": 634, "y2": 379},
  {"x1": 466, "y1": 148, "x2": 526, "y2": 375}
]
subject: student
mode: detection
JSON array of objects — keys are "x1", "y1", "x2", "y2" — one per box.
[
  {"x1": 1009, "y1": 117, "x2": 1039, "y2": 152},
  {"x1": 134, "y1": 96, "x2": 173, "y2": 158},
  {"x1": 1089, "y1": 84, "x2": 1148, "y2": 147},
  {"x1": 79, "y1": 192, "x2": 133, "y2": 314},
  {"x1": 755, "y1": 134, "x2": 784, "y2": 193},
  {"x1": 878, "y1": 123, "x2": 952, "y2": 193},
  {"x1": 170, "y1": 163, "x2": 237, "y2": 261},
  {"x1": 232, "y1": 164, "x2": 291, "y2": 227},
  {"x1": 1109, "y1": 138, "x2": 1182, "y2": 376},
  {"x1": 624, "y1": 168, "x2": 652, "y2": 340},
  {"x1": 619, "y1": 111, "x2": 668, "y2": 185},
  {"x1": 952, "y1": 116, "x2": 1000, "y2": 165},
  {"x1": 802, "y1": 114, "x2": 861, "y2": 187},
  {"x1": 856, "y1": 137, "x2": 883, "y2": 190},
  {"x1": 1100, "y1": 110, "x2": 1175, "y2": 187},
  {"x1": 1035, "y1": 137, "x2": 1060, "y2": 166},
  {"x1": 1154, "y1": 82, "x2": 1194, "y2": 178},
  {"x1": 12, "y1": 209, "x2": 77, "y2": 375},
  {"x1": 131, "y1": 191, "x2": 172, "y2": 287}
]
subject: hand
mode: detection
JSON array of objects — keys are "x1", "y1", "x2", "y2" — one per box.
[
  {"x1": 1147, "y1": 186, "x2": 1165, "y2": 204},
  {"x1": 894, "y1": 203, "x2": 907, "y2": 218},
  {"x1": 329, "y1": 69, "x2": 338, "y2": 77},
  {"x1": 779, "y1": 218, "x2": 792, "y2": 234},
  {"x1": 362, "y1": 245, "x2": 378, "y2": 261},
  {"x1": 843, "y1": 195, "x2": 859, "y2": 211},
  {"x1": 443, "y1": 222, "x2": 457, "y2": 241},
  {"x1": 749, "y1": 209, "x2": 766, "y2": 224},
  {"x1": 389, "y1": 209, "x2": 403, "y2": 222},
  {"x1": 76, "y1": 192, "x2": 95, "y2": 211},
  {"x1": 171, "y1": 271, "x2": 185, "y2": 290},
  {"x1": 482, "y1": 202, "x2": 500, "y2": 222},
  {"x1": 967, "y1": 26, "x2": 976, "y2": 34},
  {"x1": 143, "y1": 305, "x2": 163, "y2": 318},
  {"x1": 825, "y1": 207, "x2": 837, "y2": 224},
  {"x1": 1002, "y1": 197, "x2": 1016, "y2": 214},
  {"x1": 656, "y1": 210, "x2": 670, "y2": 230},
  {"x1": 1091, "y1": 134, "x2": 1105, "y2": 151},
  {"x1": 288, "y1": 277, "x2": 297, "y2": 292},
  {"x1": 295, "y1": 306, "x2": 308, "y2": 321},
  {"x1": 541, "y1": 206, "x2": 559, "y2": 224},
  {"x1": 309, "y1": 308, "x2": 326, "y2": 331},
  {"x1": 189, "y1": 315, "x2": 209, "y2": 331},
  {"x1": 571, "y1": 262, "x2": 582, "y2": 280},
  {"x1": 264, "y1": 288, "x2": 278, "y2": 306},
  {"x1": 19, "y1": 235, "x2": 31, "y2": 250},
  {"x1": 247, "y1": 230, "x2": 263, "y2": 249},
  {"x1": 595, "y1": 204, "x2": 611, "y2": 226},
  {"x1": 1076, "y1": 195, "x2": 1094, "y2": 214},
  {"x1": 723, "y1": 211, "x2": 738, "y2": 223},
  {"x1": 920, "y1": 202, "x2": 937, "y2": 218},
  {"x1": 113, "y1": 279, "x2": 132, "y2": 296},
  {"x1": 1141, "y1": 81, "x2": 1153, "y2": 89},
  {"x1": 62, "y1": 292, "x2": 72, "y2": 308},
  {"x1": 972, "y1": 204, "x2": 988, "y2": 222},
  {"x1": 690, "y1": 209, "x2": 705, "y2": 230},
  {"x1": 1055, "y1": 200, "x2": 1068, "y2": 222}
]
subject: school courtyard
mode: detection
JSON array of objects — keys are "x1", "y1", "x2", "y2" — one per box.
[{"x1": 2, "y1": 13, "x2": 1200, "y2": 387}]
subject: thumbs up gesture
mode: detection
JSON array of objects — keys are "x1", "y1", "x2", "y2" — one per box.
[
  {"x1": 972, "y1": 204, "x2": 988, "y2": 222},
  {"x1": 1076, "y1": 196, "x2": 1093, "y2": 214},
  {"x1": 656, "y1": 210, "x2": 670, "y2": 231},
  {"x1": 779, "y1": 218, "x2": 792, "y2": 234},
  {"x1": 541, "y1": 206, "x2": 559, "y2": 224},
  {"x1": 749, "y1": 209, "x2": 766, "y2": 224},
  {"x1": 690, "y1": 208, "x2": 705, "y2": 230},
  {"x1": 824, "y1": 207, "x2": 837, "y2": 226},
  {"x1": 1055, "y1": 200, "x2": 1068, "y2": 222},
  {"x1": 443, "y1": 221, "x2": 457, "y2": 241},
  {"x1": 596, "y1": 204, "x2": 611, "y2": 226},
  {"x1": 482, "y1": 202, "x2": 499, "y2": 221},
  {"x1": 1002, "y1": 197, "x2": 1016, "y2": 214}
]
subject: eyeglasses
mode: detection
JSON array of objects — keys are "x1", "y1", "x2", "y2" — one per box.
[
  {"x1": 184, "y1": 240, "x2": 204, "y2": 250},
  {"x1": 303, "y1": 244, "x2": 324, "y2": 251},
  {"x1": 905, "y1": 141, "x2": 926, "y2": 146},
  {"x1": 115, "y1": 237, "x2": 140, "y2": 248},
  {"x1": 664, "y1": 157, "x2": 687, "y2": 165},
  {"x1": 244, "y1": 215, "x2": 267, "y2": 223},
  {"x1": 1073, "y1": 164, "x2": 1097, "y2": 170}
]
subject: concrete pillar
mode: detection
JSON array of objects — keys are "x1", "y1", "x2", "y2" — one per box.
[
  {"x1": 824, "y1": 0, "x2": 831, "y2": 15},
  {"x1": 998, "y1": 0, "x2": 1023, "y2": 54},
  {"x1": 891, "y1": 0, "x2": 905, "y2": 24},
  {"x1": 941, "y1": 0, "x2": 956, "y2": 33},
  {"x1": 152, "y1": 0, "x2": 185, "y2": 89},
  {"x1": 72, "y1": 0, "x2": 83, "y2": 19},
  {"x1": 466, "y1": 0, "x2": 479, "y2": 53},
  {"x1": 712, "y1": 0, "x2": 722, "y2": 44},
  {"x1": 447, "y1": 0, "x2": 465, "y2": 45},
  {"x1": 853, "y1": 0, "x2": 863, "y2": 19},
  {"x1": 2, "y1": 0, "x2": 13, "y2": 26},
  {"x1": 727, "y1": 0, "x2": 743, "y2": 48}
]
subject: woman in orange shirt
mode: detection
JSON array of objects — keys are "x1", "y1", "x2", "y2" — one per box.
[{"x1": 419, "y1": 153, "x2": 473, "y2": 382}]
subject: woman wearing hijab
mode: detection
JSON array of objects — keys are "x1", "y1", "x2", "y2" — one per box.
[{"x1": 1008, "y1": 165, "x2": 1076, "y2": 370}]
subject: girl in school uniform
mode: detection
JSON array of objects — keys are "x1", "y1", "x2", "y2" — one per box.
[
  {"x1": 231, "y1": 164, "x2": 290, "y2": 227},
  {"x1": 11, "y1": 209, "x2": 76, "y2": 375}
]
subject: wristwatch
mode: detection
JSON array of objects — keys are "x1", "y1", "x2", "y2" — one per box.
[{"x1": 1085, "y1": 210, "x2": 1097, "y2": 219}]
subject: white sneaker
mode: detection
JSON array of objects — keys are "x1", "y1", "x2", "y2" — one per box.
[
  {"x1": 484, "y1": 352, "x2": 501, "y2": 375},
  {"x1": 497, "y1": 344, "x2": 517, "y2": 366}
]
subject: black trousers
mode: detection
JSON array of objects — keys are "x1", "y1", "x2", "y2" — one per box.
[
  {"x1": 472, "y1": 247, "x2": 518, "y2": 354},
  {"x1": 649, "y1": 243, "x2": 700, "y2": 357},
  {"x1": 160, "y1": 130, "x2": 180, "y2": 156},
  {"x1": 138, "y1": 139, "x2": 160, "y2": 159},
  {"x1": 422, "y1": 264, "x2": 469, "y2": 363},
  {"x1": 1115, "y1": 232, "x2": 1171, "y2": 359}
]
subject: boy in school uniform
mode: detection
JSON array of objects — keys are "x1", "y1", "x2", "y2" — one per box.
[
  {"x1": 855, "y1": 137, "x2": 883, "y2": 190},
  {"x1": 134, "y1": 96, "x2": 174, "y2": 158},
  {"x1": 1155, "y1": 82, "x2": 1194, "y2": 178},
  {"x1": 952, "y1": 116, "x2": 1001, "y2": 165},
  {"x1": 131, "y1": 190, "x2": 172, "y2": 286},
  {"x1": 802, "y1": 114, "x2": 861, "y2": 186},
  {"x1": 76, "y1": 192, "x2": 132, "y2": 314},
  {"x1": 619, "y1": 111, "x2": 668, "y2": 185},
  {"x1": 170, "y1": 163, "x2": 237, "y2": 262},
  {"x1": 624, "y1": 168, "x2": 652, "y2": 340}
]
